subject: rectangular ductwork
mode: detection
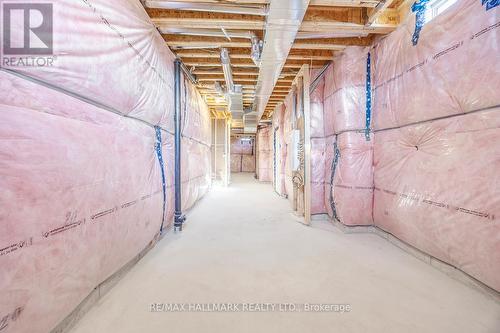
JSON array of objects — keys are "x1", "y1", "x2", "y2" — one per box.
[
  {"x1": 220, "y1": 48, "x2": 234, "y2": 93},
  {"x1": 248, "y1": 0, "x2": 310, "y2": 133},
  {"x1": 243, "y1": 113, "x2": 258, "y2": 134},
  {"x1": 220, "y1": 48, "x2": 244, "y2": 128},
  {"x1": 227, "y1": 84, "x2": 244, "y2": 128}
]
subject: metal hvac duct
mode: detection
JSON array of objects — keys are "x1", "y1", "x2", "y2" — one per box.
[
  {"x1": 249, "y1": 0, "x2": 310, "y2": 132},
  {"x1": 219, "y1": 49, "x2": 244, "y2": 127},
  {"x1": 250, "y1": 35, "x2": 263, "y2": 66},
  {"x1": 220, "y1": 48, "x2": 234, "y2": 93},
  {"x1": 144, "y1": 1, "x2": 268, "y2": 16},
  {"x1": 214, "y1": 81, "x2": 224, "y2": 95},
  {"x1": 227, "y1": 84, "x2": 244, "y2": 128},
  {"x1": 243, "y1": 113, "x2": 258, "y2": 133}
]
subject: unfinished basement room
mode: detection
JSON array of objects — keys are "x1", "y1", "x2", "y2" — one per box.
[{"x1": 1, "y1": 0, "x2": 499, "y2": 332}]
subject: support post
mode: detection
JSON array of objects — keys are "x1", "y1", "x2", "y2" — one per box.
[{"x1": 174, "y1": 59, "x2": 186, "y2": 231}]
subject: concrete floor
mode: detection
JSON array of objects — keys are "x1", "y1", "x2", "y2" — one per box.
[{"x1": 70, "y1": 173, "x2": 500, "y2": 333}]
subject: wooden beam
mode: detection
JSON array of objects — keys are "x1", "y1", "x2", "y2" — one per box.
[
  {"x1": 193, "y1": 69, "x2": 298, "y2": 76},
  {"x1": 367, "y1": 0, "x2": 396, "y2": 25},
  {"x1": 309, "y1": 0, "x2": 378, "y2": 6},
  {"x1": 197, "y1": 74, "x2": 259, "y2": 79},
  {"x1": 301, "y1": 6, "x2": 398, "y2": 33},
  {"x1": 148, "y1": 0, "x2": 378, "y2": 6},
  {"x1": 198, "y1": 77, "x2": 294, "y2": 83},
  {"x1": 304, "y1": 6, "x2": 364, "y2": 25},
  {"x1": 166, "y1": 35, "x2": 371, "y2": 50},
  {"x1": 167, "y1": 41, "x2": 251, "y2": 49},
  {"x1": 293, "y1": 36, "x2": 373, "y2": 50},
  {"x1": 369, "y1": 8, "x2": 399, "y2": 27},
  {"x1": 178, "y1": 51, "x2": 334, "y2": 61},
  {"x1": 300, "y1": 20, "x2": 395, "y2": 34},
  {"x1": 144, "y1": 1, "x2": 267, "y2": 16},
  {"x1": 183, "y1": 60, "x2": 327, "y2": 69},
  {"x1": 178, "y1": 48, "x2": 334, "y2": 58},
  {"x1": 151, "y1": 14, "x2": 265, "y2": 30},
  {"x1": 151, "y1": 0, "x2": 269, "y2": 4}
]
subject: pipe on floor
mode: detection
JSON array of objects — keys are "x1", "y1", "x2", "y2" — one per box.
[{"x1": 174, "y1": 59, "x2": 186, "y2": 231}]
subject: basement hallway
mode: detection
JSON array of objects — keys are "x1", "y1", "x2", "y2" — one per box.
[{"x1": 67, "y1": 173, "x2": 500, "y2": 333}]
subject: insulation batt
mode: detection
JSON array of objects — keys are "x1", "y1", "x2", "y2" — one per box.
[
  {"x1": 372, "y1": 0, "x2": 500, "y2": 130},
  {"x1": 6, "y1": 0, "x2": 177, "y2": 131},
  {"x1": 323, "y1": 46, "x2": 370, "y2": 136},
  {"x1": 311, "y1": 138, "x2": 327, "y2": 214},
  {"x1": 230, "y1": 154, "x2": 243, "y2": 173},
  {"x1": 0, "y1": 1, "x2": 211, "y2": 332},
  {"x1": 231, "y1": 137, "x2": 254, "y2": 155},
  {"x1": 310, "y1": 76, "x2": 326, "y2": 138},
  {"x1": 230, "y1": 137, "x2": 255, "y2": 173},
  {"x1": 323, "y1": 135, "x2": 336, "y2": 218},
  {"x1": 283, "y1": 93, "x2": 295, "y2": 202},
  {"x1": 257, "y1": 126, "x2": 273, "y2": 182},
  {"x1": 230, "y1": 155, "x2": 256, "y2": 173},
  {"x1": 373, "y1": 109, "x2": 500, "y2": 291},
  {"x1": 310, "y1": 77, "x2": 326, "y2": 214},
  {"x1": 241, "y1": 155, "x2": 256, "y2": 173},
  {"x1": 371, "y1": 0, "x2": 500, "y2": 291},
  {"x1": 272, "y1": 104, "x2": 287, "y2": 196},
  {"x1": 331, "y1": 132, "x2": 374, "y2": 226},
  {"x1": 322, "y1": 46, "x2": 374, "y2": 225},
  {"x1": 1, "y1": 73, "x2": 163, "y2": 333}
]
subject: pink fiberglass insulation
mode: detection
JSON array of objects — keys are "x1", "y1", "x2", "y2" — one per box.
[
  {"x1": 257, "y1": 126, "x2": 273, "y2": 182},
  {"x1": 230, "y1": 155, "x2": 255, "y2": 173},
  {"x1": 231, "y1": 137, "x2": 255, "y2": 173},
  {"x1": 1, "y1": 72, "x2": 163, "y2": 333},
  {"x1": 328, "y1": 132, "x2": 374, "y2": 226},
  {"x1": 311, "y1": 138, "x2": 326, "y2": 214},
  {"x1": 310, "y1": 78, "x2": 327, "y2": 214},
  {"x1": 4, "y1": 0, "x2": 177, "y2": 131},
  {"x1": 323, "y1": 135, "x2": 336, "y2": 218},
  {"x1": 272, "y1": 104, "x2": 287, "y2": 196},
  {"x1": 180, "y1": 82, "x2": 212, "y2": 210},
  {"x1": 283, "y1": 93, "x2": 295, "y2": 203},
  {"x1": 0, "y1": 1, "x2": 211, "y2": 332},
  {"x1": 372, "y1": 0, "x2": 500, "y2": 130},
  {"x1": 373, "y1": 109, "x2": 500, "y2": 291},
  {"x1": 231, "y1": 137, "x2": 254, "y2": 155},
  {"x1": 311, "y1": 76, "x2": 325, "y2": 138},
  {"x1": 322, "y1": 46, "x2": 373, "y2": 224},
  {"x1": 370, "y1": 0, "x2": 500, "y2": 291},
  {"x1": 241, "y1": 155, "x2": 256, "y2": 173},
  {"x1": 231, "y1": 154, "x2": 243, "y2": 173},
  {"x1": 323, "y1": 46, "x2": 369, "y2": 136}
]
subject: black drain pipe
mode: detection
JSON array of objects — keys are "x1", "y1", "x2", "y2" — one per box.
[{"x1": 174, "y1": 59, "x2": 186, "y2": 231}]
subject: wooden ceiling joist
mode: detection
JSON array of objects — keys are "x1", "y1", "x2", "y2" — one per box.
[
  {"x1": 192, "y1": 69, "x2": 299, "y2": 77},
  {"x1": 144, "y1": 1, "x2": 268, "y2": 16},
  {"x1": 309, "y1": 0, "x2": 379, "y2": 6},
  {"x1": 152, "y1": 18, "x2": 265, "y2": 30},
  {"x1": 178, "y1": 52, "x2": 334, "y2": 61}
]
